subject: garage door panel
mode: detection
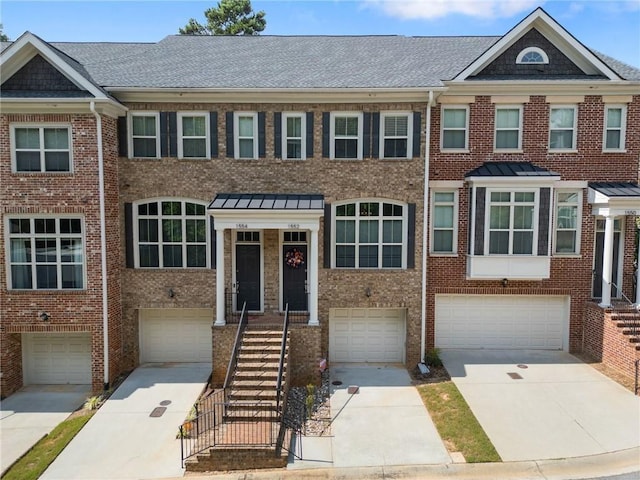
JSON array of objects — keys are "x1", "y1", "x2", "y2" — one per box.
[
  {"x1": 24, "y1": 333, "x2": 92, "y2": 385},
  {"x1": 435, "y1": 295, "x2": 567, "y2": 350}
]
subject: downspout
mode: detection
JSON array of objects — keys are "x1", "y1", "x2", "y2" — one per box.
[
  {"x1": 90, "y1": 101, "x2": 110, "y2": 390},
  {"x1": 420, "y1": 91, "x2": 434, "y2": 364}
]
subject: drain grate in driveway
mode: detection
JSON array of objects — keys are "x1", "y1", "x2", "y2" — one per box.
[
  {"x1": 507, "y1": 372, "x2": 523, "y2": 380},
  {"x1": 150, "y1": 407, "x2": 167, "y2": 417}
]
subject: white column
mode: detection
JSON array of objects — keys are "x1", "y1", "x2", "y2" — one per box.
[
  {"x1": 599, "y1": 215, "x2": 615, "y2": 308},
  {"x1": 308, "y1": 227, "x2": 319, "y2": 326},
  {"x1": 636, "y1": 224, "x2": 640, "y2": 306},
  {"x1": 215, "y1": 227, "x2": 226, "y2": 325}
]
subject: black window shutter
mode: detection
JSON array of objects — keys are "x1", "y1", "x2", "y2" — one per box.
[
  {"x1": 474, "y1": 187, "x2": 486, "y2": 256},
  {"x1": 210, "y1": 217, "x2": 217, "y2": 269},
  {"x1": 210, "y1": 112, "x2": 218, "y2": 158},
  {"x1": 412, "y1": 112, "x2": 422, "y2": 158},
  {"x1": 258, "y1": 112, "x2": 266, "y2": 158},
  {"x1": 117, "y1": 117, "x2": 128, "y2": 157},
  {"x1": 226, "y1": 111, "x2": 234, "y2": 158},
  {"x1": 124, "y1": 203, "x2": 134, "y2": 268},
  {"x1": 160, "y1": 112, "x2": 168, "y2": 157},
  {"x1": 538, "y1": 188, "x2": 551, "y2": 255},
  {"x1": 371, "y1": 113, "x2": 380, "y2": 158},
  {"x1": 168, "y1": 112, "x2": 178, "y2": 157},
  {"x1": 363, "y1": 112, "x2": 371, "y2": 158},
  {"x1": 274, "y1": 112, "x2": 282, "y2": 158},
  {"x1": 323, "y1": 203, "x2": 332, "y2": 268},
  {"x1": 407, "y1": 203, "x2": 416, "y2": 269},
  {"x1": 322, "y1": 112, "x2": 330, "y2": 158},
  {"x1": 306, "y1": 112, "x2": 314, "y2": 158}
]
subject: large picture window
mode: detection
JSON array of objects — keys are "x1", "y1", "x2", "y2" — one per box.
[
  {"x1": 334, "y1": 200, "x2": 405, "y2": 268},
  {"x1": 487, "y1": 191, "x2": 537, "y2": 255},
  {"x1": 135, "y1": 199, "x2": 208, "y2": 268},
  {"x1": 8, "y1": 217, "x2": 84, "y2": 290},
  {"x1": 11, "y1": 125, "x2": 72, "y2": 172}
]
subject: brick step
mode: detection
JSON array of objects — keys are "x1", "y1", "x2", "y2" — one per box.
[
  {"x1": 224, "y1": 412, "x2": 280, "y2": 422},
  {"x1": 230, "y1": 379, "x2": 278, "y2": 390},
  {"x1": 243, "y1": 329, "x2": 283, "y2": 336},
  {"x1": 241, "y1": 338, "x2": 283, "y2": 347},
  {"x1": 235, "y1": 361, "x2": 280, "y2": 372},
  {"x1": 240, "y1": 345, "x2": 285, "y2": 355},
  {"x1": 237, "y1": 353, "x2": 283, "y2": 363},
  {"x1": 228, "y1": 389, "x2": 278, "y2": 401},
  {"x1": 233, "y1": 371, "x2": 281, "y2": 381}
]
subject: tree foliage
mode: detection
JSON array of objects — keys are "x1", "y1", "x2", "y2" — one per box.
[
  {"x1": 179, "y1": 0, "x2": 266, "y2": 36},
  {"x1": 0, "y1": 24, "x2": 9, "y2": 42}
]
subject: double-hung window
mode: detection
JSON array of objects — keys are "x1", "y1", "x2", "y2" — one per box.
[
  {"x1": 12, "y1": 125, "x2": 72, "y2": 172},
  {"x1": 178, "y1": 113, "x2": 209, "y2": 159},
  {"x1": 8, "y1": 217, "x2": 84, "y2": 290},
  {"x1": 334, "y1": 200, "x2": 405, "y2": 268},
  {"x1": 380, "y1": 112, "x2": 412, "y2": 159},
  {"x1": 234, "y1": 112, "x2": 258, "y2": 159},
  {"x1": 549, "y1": 106, "x2": 577, "y2": 151},
  {"x1": 488, "y1": 191, "x2": 536, "y2": 255},
  {"x1": 603, "y1": 105, "x2": 626, "y2": 151},
  {"x1": 441, "y1": 107, "x2": 468, "y2": 151},
  {"x1": 130, "y1": 112, "x2": 160, "y2": 158},
  {"x1": 135, "y1": 200, "x2": 208, "y2": 268},
  {"x1": 554, "y1": 191, "x2": 581, "y2": 254},
  {"x1": 495, "y1": 106, "x2": 522, "y2": 151},
  {"x1": 330, "y1": 112, "x2": 362, "y2": 159},
  {"x1": 431, "y1": 191, "x2": 458, "y2": 254},
  {"x1": 282, "y1": 113, "x2": 306, "y2": 160}
]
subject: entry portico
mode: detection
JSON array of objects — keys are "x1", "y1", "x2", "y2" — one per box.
[
  {"x1": 209, "y1": 193, "x2": 324, "y2": 326},
  {"x1": 588, "y1": 182, "x2": 640, "y2": 307}
]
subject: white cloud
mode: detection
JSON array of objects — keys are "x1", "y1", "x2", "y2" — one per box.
[{"x1": 363, "y1": 0, "x2": 543, "y2": 20}]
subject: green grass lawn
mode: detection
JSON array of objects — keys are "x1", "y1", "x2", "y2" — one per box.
[
  {"x1": 2, "y1": 410, "x2": 94, "y2": 480},
  {"x1": 417, "y1": 381, "x2": 501, "y2": 463}
]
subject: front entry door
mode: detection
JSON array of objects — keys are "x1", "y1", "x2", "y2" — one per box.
[
  {"x1": 282, "y1": 245, "x2": 308, "y2": 311},
  {"x1": 236, "y1": 244, "x2": 261, "y2": 311},
  {"x1": 592, "y1": 220, "x2": 621, "y2": 298}
]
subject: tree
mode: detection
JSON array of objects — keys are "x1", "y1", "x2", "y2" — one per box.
[
  {"x1": 179, "y1": 0, "x2": 266, "y2": 36},
  {"x1": 0, "y1": 24, "x2": 9, "y2": 42}
]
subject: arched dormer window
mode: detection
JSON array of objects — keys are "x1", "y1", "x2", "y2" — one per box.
[{"x1": 516, "y1": 47, "x2": 549, "y2": 65}]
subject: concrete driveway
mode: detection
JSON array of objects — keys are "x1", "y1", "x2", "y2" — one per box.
[
  {"x1": 0, "y1": 384, "x2": 89, "y2": 475},
  {"x1": 289, "y1": 364, "x2": 451, "y2": 469},
  {"x1": 440, "y1": 349, "x2": 640, "y2": 462},
  {"x1": 40, "y1": 363, "x2": 210, "y2": 480}
]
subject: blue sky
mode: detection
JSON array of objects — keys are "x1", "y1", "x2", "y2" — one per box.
[{"x1": 2, "y1": 1, "x2": 639, "y2": 67}]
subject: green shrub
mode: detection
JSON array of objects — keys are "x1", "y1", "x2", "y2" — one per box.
[{"x1": 424, "y1": 348, "x2": 443, "y2": 367}]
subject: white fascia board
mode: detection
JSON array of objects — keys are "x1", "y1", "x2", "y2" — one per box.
[
  {"x1": 210, "y1": 209, "x2": 324, "y2": 230},
  {"x1": 0, "y1": 98, "x2": 127, "y2": 117},
  {"x1": 442, "y1": 80, "x2": 639, "y2": 97},
  {"x1": 453, "y1": 8, "x2": 621, "y2": 81},
  {"x1": 466, "y1": 176, "x2": 561, "y2": 187},
  {"x1": 0, "y1": 32, "x2": 109, "y2": 100}
]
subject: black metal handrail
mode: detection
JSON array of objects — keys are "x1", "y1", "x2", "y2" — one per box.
[
  {"x1": 223, "y1": 301, "x2": 247, "y2": 394},
  {"x1": 635, "y1": 359, "x2": 639, "y2": 396},
  {"x1": 276, "y1": 303, "x2": 290, "y2": 414}
]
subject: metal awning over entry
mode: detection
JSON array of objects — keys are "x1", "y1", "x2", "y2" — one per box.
[{"x1": 588, "y1": 182, "x2": 640, "y2": 216}]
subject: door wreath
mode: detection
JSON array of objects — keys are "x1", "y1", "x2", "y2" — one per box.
[{"x1": 285, "y1": 247, "x2": 305, "y2": 269}]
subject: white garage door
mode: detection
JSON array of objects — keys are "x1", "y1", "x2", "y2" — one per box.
[
  {"x1": 139, "y1": 308, "x2": 213, "y2": 363},
  {"x1": 329, "y1": 308, "x2": 406, "y2": 363},
  {"x1": 435, "y1": 295, "x2": 568, "y2": 350},
  {"x1": 23, "y1": 333, "x2": 92, "y2": 385}
]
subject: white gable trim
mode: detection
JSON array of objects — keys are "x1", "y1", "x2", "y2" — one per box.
[
  {"x1": 0, "y1": 31, "x2": 109, "y2": 99},
  {"x1": 453, "y1": 8, "x2": 621, "y2": 81}
]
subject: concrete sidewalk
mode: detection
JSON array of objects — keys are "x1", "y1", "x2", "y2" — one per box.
[
  {"x1": 0, "y1": 384, "x2": 89, "y2": 475},
  {"x1": 40, "y1": 363, "x2": 210, "y2": 480},
  {"x1": 440, "y1": 349, "x2": 640, "y2": 462}
]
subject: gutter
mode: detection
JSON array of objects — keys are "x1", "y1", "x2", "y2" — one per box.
[
  {"x1": 90, "y1": 101, "x2": 110, "y2": 390},
  {"x1": 420, "y1": 91, "x2": 434, "y2": 364}
]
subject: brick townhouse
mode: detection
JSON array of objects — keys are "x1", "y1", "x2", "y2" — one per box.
[{"x1": 1, "y1": 8, "x2": 639, "y2": 398}]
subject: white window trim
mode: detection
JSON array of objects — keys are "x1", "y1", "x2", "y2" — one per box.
[
  {"x1": 430, "y1": 189, "x2": 458, "y2": 255},
  {"x1": 5, "y1": 216, "x2": 86, "y2": 290},
  {"x1": 282, "y1": 112, "x2": 306, "y2": 160},
  {"x1": 602, "y1": 104, "x2": 627, "y2": 152},
  {"x1": 484, "y1": 188, "x2": 539, "y2": 256},
  {"x1": 494, "y1": 105, "x2": 523, "y2": 152},
  {"x1": 133, "y1": 198, "x2": 210, "y2": 269},
  {"x1": 10, "y1": 124, "x2": 73, "y2": 173},
  {"x1": 330, "y1": 112, "x2": 363, "y2": 160},
  {"x1": 440, "y1": 106, "x2": 469, "y2": 152},
  {"x1": 379, "y1": 111, "x2": 413, "y2": 159},
  {"x1": 234, "y1": 111, "x2": 258, "y2": 160},
  {"x1": 516, "y1": 47, "x2": 549, "y2": 64},
  {"x1": 332, "y1": 199, "x2": 407, "y2": 269},
  {"x1": 553, "y1": 189, "x2": 582, "y2": 256},
  {"x1": 549, "y1": 105, "x2": 578, "y2": 152},
  {"x1": 177, "y1": 112, "x2": 210, "y2": 159},
  {"x1": 128, "y1": 112, "x2": 160, "y2": 159}
]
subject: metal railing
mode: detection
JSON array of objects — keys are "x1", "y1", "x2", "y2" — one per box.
[
  {"x1": 224, "y1": 290, "x2": 246, "y2": 324},
  {"x1": 223, "y1": 301, "x2": 247, "y2": 394},
  {"x1": 276, "y1": 304, "x2": 290, "y2": 414},
  {"x1": 635, "y1": 359, "x2": 640, "y2": 396}
]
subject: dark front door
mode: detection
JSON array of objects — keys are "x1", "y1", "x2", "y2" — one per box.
[
  {"x1": 236, "y1": 244, "x2": 260, "y2": 311},
  {"x1": 592, "y1": 230, "x2": 621, "y2": 298},
  {"x1": 283, "y1": 245, "x2": 308, "y2": 311}
]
